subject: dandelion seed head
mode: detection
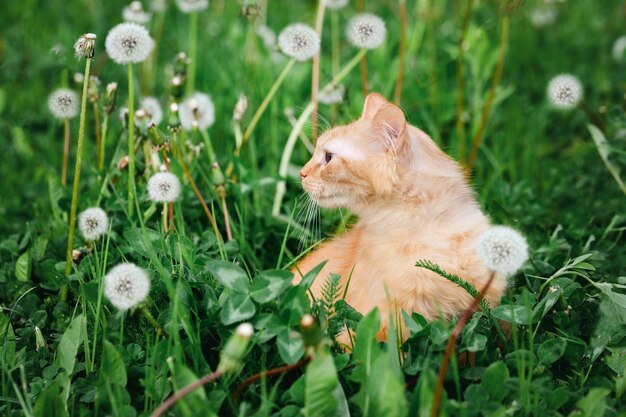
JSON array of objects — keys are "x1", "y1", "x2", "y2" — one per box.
[
  {"x1": 179, "y1": 92, "x2": 215, "y2": 130},
  {"x1": 476, "y1": 226, "x2": 529, "y2": 278},
  {"x1": 529, "y1": 7, "x2": 557, "y2": 27},
  {"x1": 612, "y1": 36, "x2": 626, "y2": 61},
  {"x1": 48, "y1": 89, "x2": 79, "y2": 119},
  {"x1": 278, "y1": 23, "x2": 320, "y2": 61},
  {"x1": 78, "y1": 207, "x2": 109, "y2": 241},
  {"x1": 147, "y1": 172, "x2": 181, "y2": 202},
  {"x1": 104, "y1": 263, "x2": 150, "y2": 310},
  {"x1": 105, "y1": 22, "x2": 154, "y2": 64},
  {"x1": 318, "y1": 83, "x2": 345, "y2": 105},
  {"x1": 547, "y1": 74, "x2": 583, "y2": 109},
  {"x1": 74, "y1": 33, "x2": 96, "y2": 59},
  {"x1": 176, "y1": 0, "x2": 208, "y2": 13},
  {"x1": 256, "y1": 24, "x2": 276, "y2": 50},
  {"x1": 347, "y1": 13, "x2": 386, "y2": 49},
  {"x1": 140, "y1": 97, "x2": 163, "y2": 125},
  {"x1": 326, "y1": 0, "x2": 349, "y2": 10},
  {"x1": 123, "y1": 1, "x2": 152, "y2": 24}
]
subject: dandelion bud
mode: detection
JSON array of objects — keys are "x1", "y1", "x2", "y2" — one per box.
[
  {"x1": 218, "y1": 323, "x2": 254, "y2": 374},
  {"x1": 48, "y1": 89, "x2": 79, "y2": 119},
  {"x1": 174, "y1": 52, "x2": 190, "y2": 78},
  {"x1": 300, "y1": 314, "x2": 324, "y2": 352},
  {"x1": 104, "y1": 263, "x2": 151, "y2": 310},
  {"x1": 318, "y1": 83, "x2": 345, "y2": 105},
  {"x1": 74, "y1": 33, "x2": 97, "y2": 59},
  {"x1": 103, "y1": 82, "x2": 118, "y2": 116},
  {"x1": 168, "y1": 102, "x2": 182, "y2": 133},
  {"x1": 34, "y1": 326, "x2": 46, "y2": 351},
  {"x1": 105, "y1": 22, "x2": 154, "y2": 64},
  {"x1": 118, "y1": 155, "x2": 130, "y2": 170},
  {"x1": 176, "y1": 0, "x2": 208, "y2": 13},
  {"x1": 278, "y1": 23, "x2": 320, "y2": 61},
  {"x1": 147, "y1": 122, "x2": 166, "y2": 145},
  {"x1": 326, "y1": 0, "x2": 349, "y2": 10},
  {"x1": 72, "y1": 249, "x2": 83, "y2": 262},
  {"x1": 546, "y1": 74, "x2": 583, "y2": 110},
  {"x1": 170, "y1": 75, "x2": 185, "y2": 100},
  {"x1": 211, "y1": 162, "x2": 225, "y2": 186},
  {"x1": 476, "y1": 226, "x2": 529, "y2": 278},
  {"x1": 73, "y1": 72, "x2": 85, "y2": 84},
  {"x1": 123, "y1": 1, "x2": 152, "y2": 24},
  {"x1": 147, "y1": 172, "x2": 181, "y2": 202},
  {"x1": 179, "y1": 92, "x2": 215, "y2": 131},
  {"x1": 78, "y1": 207, "x2": 109, "y2": 241},
  {"x1": 232, "y1": 94, "x2": 248, "y2": 121},
  {"x1": 347, "y1": 13, "x2": 387, "y2": 50},
  {"x1": 88, "y1": 76, "x2": 100, "y2": 103}
]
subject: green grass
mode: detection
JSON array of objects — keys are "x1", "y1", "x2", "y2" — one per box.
[{"x1": 1, "y1": 0, "x2": 626, "y2": 416}]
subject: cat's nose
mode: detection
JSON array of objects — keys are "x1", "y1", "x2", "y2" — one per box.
[{"x1": 300, "y1": 170, "x2": 307, "y2": 181}]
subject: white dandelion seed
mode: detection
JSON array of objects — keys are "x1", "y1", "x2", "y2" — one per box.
[
  {"x1": 78, "y1": 207, "x2": 109, "y2": 241},
  {"x1": 256, "y1": 24, "x2": 277, "y2": 50},
  {"x1": 476, "y1": 226, "x2": 529, "y2": 278},
  {"x1": 176, "y1": 0, "x2": 208, "y2": 13},
  {"x1": 48, "y1": 89, "x2": 79, "y2": 119},
  {"x1": 278, "y1": 23, "x2": 320, "y2": 61},
  {"x1": 139, "y1": 97, "x2": 163, "y2": 125},
  {"x1": 547, "y1": 74, "x2": 583, "y2": 110},
  {"x1": 612, "y1": 36, "x2": 626, "y2": 61},
  {"x1": 74, "y1": 33, "x2": 97, "y2": 59},
  {"x1": 179, "y1": 92, "x2": 215, "y2": 130},
  {"x1": 318, "y1": 83, "x2": 345, "y2": 105},
  {"x1": 104, "y1": 263, "x2": 151, "y2": 310},
  {"x1": 147, "y1": 172, "x2": 181, "y2": 202},
  {"x1": 105, "y1": 22, "x2": 154, "y2": 64},
  {"x1": 123, "y1": 1, "x2": 152, "y2": 24},
  {"x1": 347, "y1": 13, "x2": 386, "y2": 50},
  {"x1": 326, "y1": 0, "x2": 349, "y2": 10}
]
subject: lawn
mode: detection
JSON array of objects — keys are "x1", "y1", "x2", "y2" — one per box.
[{"x1": 1, "y1": 0, "x2": 625, "y2": 416}]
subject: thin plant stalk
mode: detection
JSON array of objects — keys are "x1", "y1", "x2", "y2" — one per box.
[
  {"x1": 393, "y1": 0, "x2": 408, "y2": 105},
  {"x1": 199, "y1": 128, "x2": 217, "y2": 164},
  {"x1": 455, "y1": 0, "x2": 474, "y2": 163},
  {"x1": 140, "y1": 305, "x2": 169, "y2": 338},
  {"x1": 127, "y1": 63, "x2": 137, "y2": 217},
  {"x1": 99, "y1": 114, "x2": 109, "y2": 171},
  {"x1": 162, "y1": 202, "x2": 168, "y2": 232},
  {"x1": 64, "y1": 57, "x2": 92, "y2": 284},
  {"x1": 151, "y1": 370, "x2": 222, "y2": 417},
  {"x1": 357, "y1": 0, "x2": 368, "y2": 96},
  {"x1": 93, "y1": 102, "x2": 102, "y2": 168},
  {"x1": 273, "y1": 50, "x2": 367, "y2": 218},
  {"x1": 466, "y1": 15, "x2": 509, "y2": 175},
  {"x1": 430, "y1": 271, "x2": 496, "y2": 417},
  {"x1": 331, "y1": 11, "x2": 340, "y2": 75},
  {"x1": 219, "y1": 193, "x2": 232, "y2": 241},
  {"x1": 186, "y1": 11, "x2": 199, "y2": 95},
  {"x1": 311, "y1": 0, "x2": 327, "y2": 141},
  {"x1": 62, "y1": 118, "x2": 70, "y2": 186}
]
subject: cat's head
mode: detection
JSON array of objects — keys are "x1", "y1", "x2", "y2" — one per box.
[{"x1": 300, "y1": 93, "x2": 410, "y2": 211}]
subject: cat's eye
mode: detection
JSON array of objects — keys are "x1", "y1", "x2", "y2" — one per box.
[{"x1": 324, "y1": 152, "x2": 335, "y2": 164}]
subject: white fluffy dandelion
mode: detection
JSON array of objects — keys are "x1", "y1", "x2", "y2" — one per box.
[
  {"x1": 78, "y1": 207, "x2": 109, "y2": 241},
  {"x1": 278, "y1": 23, "x2": 320, "y2": 61},
  {"x1": 612, "y1": 36, "x2": 626, "y2": 61},
  {"x1": 139, "y1": 97, "x2": 163, "y2": 125},
  {"x1": 74, "y1": 33, "x2": 97, "y2": 59},
  {"x1": 105, "y1": 22, "x2": 154, "y2": 64},
  {"x1": 476, "y1": 226, "x2": 529, "y2": 278},
  {"x1": 529, "y1": 7, "x2": 557, "y2": 28},
  {"x1": 347, "y1": 13, "x2": 386, "y2": 49},
  {"x1": 176, "y1": 0, "x2": 208, "y2": 13},
  {"x1": 326, "y1": 0, "x2": 349, "y2": 10},
  {"x1": 547, "y1": 74, "x2": 583, "y2": 109},
  {"x1": 123, "y1": 1, "x2": 152, "y2": 24},
  {"x1": 48, "y1": 89, "x2": 79, "y2": 119},
  {"x1": 147, "y1": 172, "x2": 181, "y2": 202},
  {"x1": 318, "y1": 83, "x2": 345, "y2": 105},
  {"x1": 104, "y1": 263, "x2": 150, "y2": 310},
  {"x1": 179, "y1": 92, "x2": 215, "y2": 130},
  {"x1": 256, "y1": 24, "x2": 277, "y2": 50}
]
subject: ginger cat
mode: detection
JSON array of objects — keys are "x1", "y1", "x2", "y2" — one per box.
[{"x1": 294, "y1": 93, "x2": 505, "y2": 342}]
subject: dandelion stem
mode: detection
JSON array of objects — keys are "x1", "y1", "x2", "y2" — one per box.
[
  {"x1": 93, "y1": 101, "x2": 102, "y2": 169},
  {"x1": 466, "y1": 15, "x2": 509, "y2": 175},
  {"x1": 219, "y1": 192, "x2": 232, "y2": 241},
  {"x1": 357, "y1": 0, "x2": 368, "y2": 96},
  {"x1": 311, "y1": 0, "x2": 327, "y2": 142},
  {"x1": 150, "y1": 370, "x2": 222, "y2": 417},
  {"x1": 187, "y1": 11, "x2": 199, "y2": 95},
  {"x1": 393, "y1": 0, "x2": 407, "y2": 105},
  {"x1": 455, "y1": 0, "x2": 474, "y2": 163},
  {"x1": 141, "y1": 305, "x2": 169, "y2": 338},
  {"x1": 331, "y1": 11, "x2": 340, "y2": 75},
  {"x1": 62, "y1": 118, "x2": 70, "y2": 187},
  {"x1": 64, "y1": 57, "x2": 92, "y2": 284},
  {"x1": 99, "y1": 114, "x2": 109, "y2": 171},
  {"x1": 128, "y1": 63, "x2": 137, "y2": 217},
  {"x1": 163, "y1": 202, "x2": 168, "y2": 232},
  {"x1": 431, "y1": 271, "x2": 496, "y2": 417},
  {"x1": 199, "y1": 128, "x2": 217, "y2": 164}
]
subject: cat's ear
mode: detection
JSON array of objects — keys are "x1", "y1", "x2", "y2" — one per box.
[
  {"x1": 372, "y1": 103, "x2": 407, "y2": 152},
  {"x1": 361, "y1": 92, "x2": 388, "y2": 120}
]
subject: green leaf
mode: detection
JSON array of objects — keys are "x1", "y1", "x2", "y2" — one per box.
[
  {"x1": 532, "y1": 289, "x2": 562, "y2": 322},
  {"x1": 298, "y1": 260, "x2": 327, "y2": 291},
  {"x1": 56, "y1": 314, "x2": 85, "y2": 375},
  {"x1": 205, "y1": 260, "x2": 249, "y2": 294},
  {"x1": 366, "y1": 354, "x2": 409, "y2": 417},
  {"x1": 588, "y1": 124, "x2": 626, "y2": 196},
  {"x1": 101, "y1": 340, "x2": 127, "y2": 386},
  {"x1": 481, "y1": 361, "x2": 509, "y2": 401},
  {"x1": 279, "y1": 286, "x2": 310, "y2": 326},
  {"x1": 277, "y1": 328, "x2": 304, "y2": 364},
  {"x1": 569, "y1": 387, "x2": 610, "y2": 417},
  {"x1": 15, "y1": 251, "x2": 30, "y2": 282},
  {"x1": 168, "y1": 362, "x2": 216, "y2": 417},
  {"x1": 409, "y1": 368, "x2": 436, "y2": 417},
  {"x1": 491, "y1": 305, "x2": 533, "y2": 325},
  {"x1": 250, "y1": 269, "x2": 293, "y2": 303},
  {"x1": 595, "y1": 282, "x2": 626, "y2": 310},
  {"x1": 304, "y1": 348, "x2": 338, "y2": 417},
  {"x1": 220, "y1": 293, "x2": 256, "y2": 325},
  {"x1": 34, "y1": 381, "x2": 69, "y2": 417},
  {"x1": 538, "y1": 337, "x2": 567, "y2": 365}
]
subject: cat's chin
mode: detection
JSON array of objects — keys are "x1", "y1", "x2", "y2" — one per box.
[{"x1": 312, "y1": 193, "x2": 350, "y2": 209}]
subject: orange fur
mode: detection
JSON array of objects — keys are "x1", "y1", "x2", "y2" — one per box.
[{"x1": 293, "y1": 93, "x2": 506, "y2": 342}]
